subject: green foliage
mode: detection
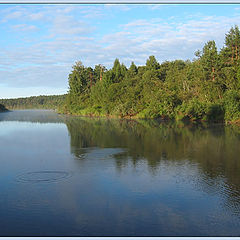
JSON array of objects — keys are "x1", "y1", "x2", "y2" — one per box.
[
  {"x1": 0, "y1": 95, "x2": 66, "y2": 110},
  {"x1": 206, "y1": 103, "x2": 225, "y2": 122},
  {"x1": 200, "y1": 40, "x2": 219, "y2": 81},
  {"x1": 128, "y1": 62, "x2": 138, "y2": 77},
  {"x1": 176, "y1": 99, "x2": 208, "y2": 121},
  {"x1": 0, "y1": 104, "x2": 7, "y2": 112},
  {"x1": 224, "y1": 90, "x2": 240, "y2": 121},
  {"x1": 146, "y1": 55, "x2": 160, "y2": 71},
  {"x1": 63, "y1": 26, "x2": 240, "y2": 123},
  {"x1": 176, "y1": 99, "x2": 224, "y2": 122}
]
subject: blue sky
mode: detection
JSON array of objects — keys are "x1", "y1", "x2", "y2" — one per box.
[{"x1": 1, "y1": 4, "x2": 240, "y2": 98}]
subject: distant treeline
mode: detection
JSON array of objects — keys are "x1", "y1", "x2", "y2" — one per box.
[
  {"x1": 0, "y1": 94, "x2": 66, "y2": 110},
  {"x1": 0, "y1": 103, "x2": 7, "y2": 112},
  {"x1": 61, "y1": 25, "x2": 240, "y2": 123}
]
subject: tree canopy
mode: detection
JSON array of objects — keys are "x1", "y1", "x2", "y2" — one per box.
[
  {"x1": 60, "y1": 26, "x2": 240, "y2": 123},
  {"x1": 0, "y1": 95, "x2": 66, "y2": 110}
]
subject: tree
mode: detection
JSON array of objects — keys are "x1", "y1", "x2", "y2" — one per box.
[
  {"x1": 63, "y1": 25, "x2": 240, "y2": 122},
  {"x1": 128, "y1": 61, "x2": 138, "y2": 76},
  {"x1": 223, "y1": 25, "x2": 240, "y2": 64},
  {"x1": 112, "y1": 58, "x2": 121, "y2": 81},
  {"x1": 146, "y1": 56, "x2": 160, "y2": 71},
  {"x1": 200, "y1": 40, "x2": 219, "y2": 81},
  {"x1": 68, "y1": 61, "x2": 88, "y2": 95},
  {"x1": 94, "y1": 64, "x2": 106, "y2": 82}
]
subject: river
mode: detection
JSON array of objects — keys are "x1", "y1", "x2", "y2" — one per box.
[{"x1": 0, "y1": 110, "x2": 240, "y2": 236}]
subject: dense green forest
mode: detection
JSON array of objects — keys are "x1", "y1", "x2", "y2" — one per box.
[
  {"x1": 62, "y1": 26, "x2": 240, "y2": 123},
  {"x1": 0, "y1": 94, "x2": 66, "y2": 110},
  {"x1": 0, "y1": 104, "x2": 7, "y2": 112}
]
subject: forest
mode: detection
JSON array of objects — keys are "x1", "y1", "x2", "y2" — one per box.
[
  {"x1": 0, "y1": 94, "x2": 66, "y2": 110},
  {"x1": 61, "y1": 26, "x2": 240, "y2": 123}
]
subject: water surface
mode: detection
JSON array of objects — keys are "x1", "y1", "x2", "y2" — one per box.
[{"x1": 0, "y1": 110, "x2": 240, "y2": 236}]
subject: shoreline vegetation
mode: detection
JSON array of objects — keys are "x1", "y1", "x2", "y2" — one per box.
[
  {"x1": 0, "y1": 95, "x2": 66, "y2": 111},
  {"x1": 1, "y1": 26, "x2": 240, "y2": 125},
  {"x1": 0, "y1": 104, "x2": 8, "y2": 112},
  {"x1": 59, "y1": 26, "x2": 240, "y2": 124}
]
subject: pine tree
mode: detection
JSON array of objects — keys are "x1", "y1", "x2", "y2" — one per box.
[{"x1": 200, "y1": 40, "x2": 219, "y2": 81}]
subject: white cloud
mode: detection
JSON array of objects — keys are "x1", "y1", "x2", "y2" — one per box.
[
  {"x1": 112, "y1": 14, "x2": 240, "y2": 62},
  {"x1": 28, "y1": 12, "x2": 45, "y2": 21},
  {"x1": 3, "y1": 10, "x2": 23, "y2": 21},
  {"x1": 1, "y1": 5, "x2": 240, "y2": 98},
  {"x1": 51, "y1": 15, "x2": 93, "y2": 36},
  {"x1": 12, "y1": 23, "x2": 37, "y2": 31}
]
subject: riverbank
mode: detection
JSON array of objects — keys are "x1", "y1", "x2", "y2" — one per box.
[
  {"x1": 0, "y1": 104, "x2": 8, "y2": 112},
  {"x1": 58, "y1": 106, "x2": 234, "y2": 125}
]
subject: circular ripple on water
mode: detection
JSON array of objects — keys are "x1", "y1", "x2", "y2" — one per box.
[{"x1": 17, "y1": 171, "x2": 73, "y2": 183}]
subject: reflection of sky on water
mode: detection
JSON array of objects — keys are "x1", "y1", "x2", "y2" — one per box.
[{"x1": 0, "y1": 110, "x2": 240, "y2": 236}]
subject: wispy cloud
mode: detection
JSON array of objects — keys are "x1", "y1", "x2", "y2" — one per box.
[
  {"x1": 1, "y1": 5, "x2": 240, "y2": 98},
  {"x1": 12, "y1": 23, "x2": 37, "y2": 31}
]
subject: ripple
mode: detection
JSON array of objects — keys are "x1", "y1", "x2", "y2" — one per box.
[{"x1": 17, "y1": 171, "x2": 73, "y2": 183}]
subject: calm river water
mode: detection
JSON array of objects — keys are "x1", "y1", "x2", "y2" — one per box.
[{"x1": 0, "y1": 110, "x2": 240, "y2": 236}]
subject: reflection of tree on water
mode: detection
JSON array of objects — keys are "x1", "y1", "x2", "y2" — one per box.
[{"x1": 65, "y1": 117, "x2": 240, "y2": 217}]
